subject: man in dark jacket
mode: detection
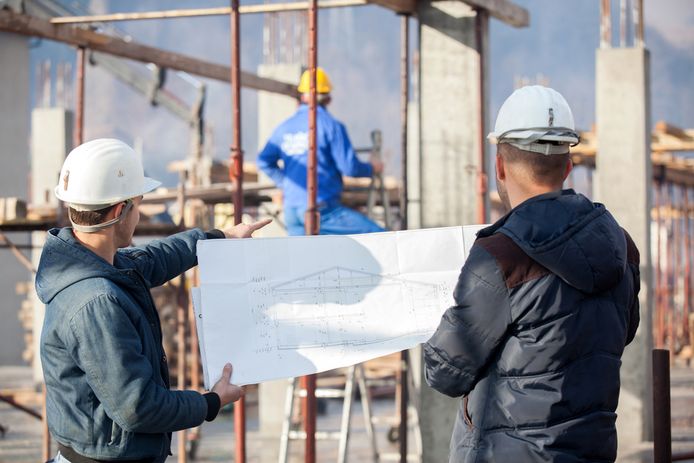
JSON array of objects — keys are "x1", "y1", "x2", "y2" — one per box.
[
  {"x1": 38, "y1": 139, "x2": 269, "y2": 462},
  {"x1": 424, "y1": 86, "x2": 640, "y2": 462}
]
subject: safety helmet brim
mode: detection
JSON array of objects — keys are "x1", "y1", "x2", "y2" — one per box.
[
  {"x1": 487, "y1": 129, "x2": 579, "y2": 145},
  {"x1": 56, "y1": 176, "x2": 161, "y2": 210}
]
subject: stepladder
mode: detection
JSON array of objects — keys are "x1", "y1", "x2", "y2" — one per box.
[{"x1": 278, "y1": 358, "x2": 422, "y2": 463}]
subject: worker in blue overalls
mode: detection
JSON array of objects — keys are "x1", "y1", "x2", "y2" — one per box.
[{"x1": 257, "y1": 67, "x2": 385, "y2": 236}]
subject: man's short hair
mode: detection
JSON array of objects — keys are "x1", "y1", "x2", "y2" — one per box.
[
  {"x1": 69, "y1": 204, "x2": 116, "y2": 226},
  {"x1": 498, "y1": 143, "x2": 570, "y2": 186}
]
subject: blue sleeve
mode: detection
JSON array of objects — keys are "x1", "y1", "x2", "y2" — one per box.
[
  {"x1": 257, "y1": 138, "x2": 286, "y2": 186},
  {"x1": 329, "y1": 121, "x2": 373, "y2": 178},
  {"x1": 67, "y1": 295, "x2": 208, "y2": 433},
  {"x1": 423, "y1": 245, "x2": 511, "y2": 398},
  {"x1": 119, "y1": 228, "x2": 205, "y2": 288}
]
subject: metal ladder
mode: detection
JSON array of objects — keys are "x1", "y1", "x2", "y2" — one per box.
[{"x1": 279, "y1": 364, "x2": 378, "y2": 463}]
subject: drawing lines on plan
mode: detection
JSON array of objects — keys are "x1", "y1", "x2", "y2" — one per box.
[{"x1": 247, "y1": 266, "x2": 454, "y2": 355}]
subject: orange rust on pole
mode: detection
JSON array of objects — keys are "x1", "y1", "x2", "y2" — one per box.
[
  {"x1": 74, "y1": 46, "x2": 86, "y2": 147},
  {"x1": 600, "y1": 0, "x2": 611, "y2": 49},
  {"x1": 230, "y1": 0, "x2": 247, "y2": 460},
  {"x1": 301, "y1": 0, "x2": 318, "y2": 461},
  {"x1": 475, "y1": 9, "x2": 488, "y2": 225},
  {"x1": 304, "y1": 0, "x2": 319, "y2": 237},
  {"x1": 231, "y1": 0, "x2": 244, "y2": 228}
]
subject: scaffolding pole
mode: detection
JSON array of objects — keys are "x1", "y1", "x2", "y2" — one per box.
[
  {"x1": 74, "y1": 46, "x2": 85, "y2": 146},
  {"x1": 49, "y1": 0, "x2": 369, "y2": 24},
  {"x1": 229, "y1": 0, "x2": 247, "y2": 460}
]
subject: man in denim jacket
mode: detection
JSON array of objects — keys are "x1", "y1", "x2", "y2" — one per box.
[{"x1": 37, "y1": 139, "x2": 269, "y2": 462}]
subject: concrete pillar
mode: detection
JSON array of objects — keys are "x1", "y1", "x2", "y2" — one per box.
[
  {"x1": 30, "y1": 108, "x2": 73, "y2": 382},
  {"x1": 255, "y1": 63, "x2": 301, "y2": 451},
  {"x1": 0, "y1": 34, "x2": 30, "y2": 366},
  {"x1": 417, "y1": 0, "x2": 485, "y2": 229},
  {"x1": 415, "y1": 3, "x2": 486, "y2": 461},
  {"x1": 594, "y1": 47, "x2": 653, "y2": 451}
]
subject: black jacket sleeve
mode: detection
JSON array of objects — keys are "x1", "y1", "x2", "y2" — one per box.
[{"x1": 423, "y1": 244, "x2": 512, "y2": 398}]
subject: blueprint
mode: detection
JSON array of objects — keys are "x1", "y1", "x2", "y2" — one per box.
[{"x1": 194, "y1": 225, "x2": 484, "y2": 387}]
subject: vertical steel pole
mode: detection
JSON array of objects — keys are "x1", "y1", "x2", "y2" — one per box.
[
  {"x1": 74, "y1": 46, "x2": 86, "y2": 147},
  {"x1": 475, "y1": 9, "x2": 488, "y2": 225},
  {"x1": 654, "y1": 179, "x2": 665, "y2": 349},
  {"x1": 683, "y1": 188, "x2": 691, "y2": 344},
  {"x1": 398, "y1": 15, "x2": 410, "y2": 463},
  {"x1": 399, "y1": 14, "x2": 409, "y2": 231},
  {"x1": 42, "y1": 383, "x2": 51, "y2": 461},
  {"x1": 666, "y1": 185, "x2": 675, "y2": 357},
  {"x1": 177, "y1": 173, "x2": 188, "y2": 463},
  {"x1": 230, "y1": 0, "x2": 246, "y2": 460},
  {"x1": 619, "y1": 0, "x2": 627, "y2": 47},
  {"x1": 302, "y1": 0, "x2": 319, "y2": 461},
  {"x1": 634, "y1": 0, "x2": 644, "y2": 47},
  {"x1": 652, "y1": 349, "x2": 672, "y2": 463},
  {"x1": 600, "y1": 0, "x2": 612, "y2": 49}
]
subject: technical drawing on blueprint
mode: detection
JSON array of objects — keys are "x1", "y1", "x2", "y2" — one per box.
[{"x1": 194, "y1": 225, "x2": 484, "y2": 387}]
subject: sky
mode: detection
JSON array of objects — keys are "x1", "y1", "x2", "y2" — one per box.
[{"x1": 28, "y1": 0, "x2": 694, "y2": 186}]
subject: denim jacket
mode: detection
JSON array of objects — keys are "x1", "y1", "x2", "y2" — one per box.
[{"x1": 37, "y1": 228, "x2": 213, "y2": 461}]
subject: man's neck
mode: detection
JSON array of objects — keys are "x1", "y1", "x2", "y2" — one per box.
[
  {"x1": 72, "y1": 230, "x2": 117, "y2": 265},
  {"x1": 508, "y1": 184, "x2": 563, "y2": 209}
]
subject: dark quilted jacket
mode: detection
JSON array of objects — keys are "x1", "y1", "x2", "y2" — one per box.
[{"x1": 424, "y1": 189, "x2": 640, "y2": 463}]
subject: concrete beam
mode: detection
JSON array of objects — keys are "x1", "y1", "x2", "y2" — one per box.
[
  {"x1": 0, "y1": 9, "x2": 297, "y2": 97},
  {"x1": 457, "y1": 0, "x2": 528, "y2": 27}
]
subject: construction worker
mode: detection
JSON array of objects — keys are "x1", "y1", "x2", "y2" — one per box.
[
  {"x1": 423, "y1": 86, "x2": 640, "y2": 462},
  {"x1": 257, "y1": 67, "x2": 385, "y2": 235},
  {"x1": 37, "y1": 139, "x2": 270, "y2": 462}
]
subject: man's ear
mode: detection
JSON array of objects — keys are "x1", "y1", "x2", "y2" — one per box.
[
  {"x1": 563, "y1": 156, "x2": 574, "y2": 181},
  {"x1": 496, "y1": 152, "x2": 506, "y2": 181},
  {"x1": 111, "y1": 202, "x2": 125, "y2": 219}
]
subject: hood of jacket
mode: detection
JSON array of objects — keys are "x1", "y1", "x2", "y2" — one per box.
[
  {"x1": 479, "y1": 189, "x2": 627, "y2": 294},
  {"x1": 35, "y1": 228, "x2": 133, "y2": 304}
]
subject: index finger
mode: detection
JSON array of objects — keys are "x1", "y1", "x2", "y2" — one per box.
[{"x1": 249, "y1": 218, "x2": 272, "y2": 232}]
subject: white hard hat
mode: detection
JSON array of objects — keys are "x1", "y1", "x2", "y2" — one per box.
[
  {"x1": 55, "y1": 138, "x2": 161, "y2": 210},
  {"x1": 488, "y1": 85, "x2": 579, "y2": 155}
]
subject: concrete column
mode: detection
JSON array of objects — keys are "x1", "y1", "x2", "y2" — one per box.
[
  {"x1": 417, "y1": 0, "x2": 485, "y2": 229},
  {"x1": 0, "y1": 34, "x2": 30, "y2": 366},
  {"x1": 30, "y1": 108, "x2": 73, "y2": 381},
  {"x1": 255, "y1": 63, "x2": 301, "y2": 451},
  {"x1": 416, "y1": 3, "x2": 486, "y2": 461},
  {"x1": 595, "y1": 48, "x2": 653, "y2": 451}
]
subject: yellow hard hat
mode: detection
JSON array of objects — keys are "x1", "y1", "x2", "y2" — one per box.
[{"x1": 297, "y1": 67, "x2": 332, "y2": 94}]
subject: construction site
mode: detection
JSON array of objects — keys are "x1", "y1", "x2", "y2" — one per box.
[{"x1": 0, "y1": 0, "x2": 693, "y2": 462}]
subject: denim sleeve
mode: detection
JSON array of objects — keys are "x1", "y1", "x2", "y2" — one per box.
[
  {"x1": 423, "y1": 245, "x2": 511, "y2": 398},
  {"x1": 120, "y1": 229, "x2": 205, "y2": 288},
  {"x1": 257, "y1": 139, "x2": 286, "y2": 186},
  {"x1": 67, "y1": 294, "x2": 207, "y2": 433},
  {"x1": 329, "y1": 121, "x2": 373, "y2": 178}
]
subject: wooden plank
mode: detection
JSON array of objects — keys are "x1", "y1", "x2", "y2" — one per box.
[
  {"x1": 459, "y1": 0, "x2": 528, "y2": 27},
  {"x1": 0, "y1": 10, "x2": 297, "y2": 97},
  {"x1": 365, "y1": 0, "x2": 416, "y2": 14}
]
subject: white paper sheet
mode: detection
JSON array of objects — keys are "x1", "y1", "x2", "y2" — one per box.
[{"x1": 194, "y1": 225, "x2": 485, "y2": 386}]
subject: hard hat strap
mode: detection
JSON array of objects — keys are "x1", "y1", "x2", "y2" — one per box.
[{"x1": 70, "y1": 200, "x2": 133, "y2": 233}]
